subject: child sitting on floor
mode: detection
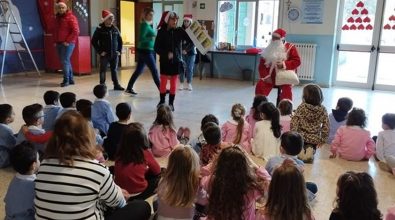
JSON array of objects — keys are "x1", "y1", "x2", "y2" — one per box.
[
  {"x1": 330, "y1": 108, "x2": 375, "y2": 161},
  {"x1": 42, "y1": 90, "x2": 62, "y2": 131},
  {"x1": 189, "y1": 114, "x2": 219, "y2": 154},
  {"x1": 91, "y1": 84, "x2": 116, "y2": 136},
  {"x1": 200, "y1": 122, "x2": 232, "y2": 166},
  {"x1": 376, "y1": 113, "x2": 395, "y2": 174},
  {"x1": 4, "y1": 141, "x2": 39, "y2": 220},
  {"x1": 56, "y1": 92, "x2": 77, "y2": 119},
  {"x1": 328, "y1": 97, "x2": 353, "y2": 144},
  {"x1": 0, "y1": 104, "x2": 16, "y2": 167},
  {"x1": 245, "y1": 95, "x2": 267, "y2": 138},
  {"x1": 76, "y1": 99, "x2": 103, "y2": 146},
  {"x1": 278, "y1": 99, "x2": 293, "y2": 133}
]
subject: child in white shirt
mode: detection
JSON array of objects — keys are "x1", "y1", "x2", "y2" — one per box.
[{"x1": 376, "y1": 113, "x2": 395, "y2": 174}]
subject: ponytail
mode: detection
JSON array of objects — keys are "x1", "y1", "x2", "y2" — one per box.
[
  {"x1": 258, "y1": 102, "x2": 282, "y2": 138},
  {"x1": 231, "y1": 104, "x2": 246, "y2": 144}
]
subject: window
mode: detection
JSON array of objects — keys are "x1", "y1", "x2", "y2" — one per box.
[{"x1": 216, "y1": 0, "x2": 279, "y2": 48}]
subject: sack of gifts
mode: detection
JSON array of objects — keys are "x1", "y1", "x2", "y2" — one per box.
[{"x1": 275, "y1": 69, "x2": 299, "y2": 85}]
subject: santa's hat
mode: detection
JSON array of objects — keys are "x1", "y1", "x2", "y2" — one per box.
[
  {"x1": 183, "y1": 14, "x2": 193, "y2": 23},
  {"x1": 57, "y1": 0, "x2": 67, "y2": 7},
  {"x1": 272, "y1": 28, "x2": 287, "y2": 39},
  {"x1": 157, "y1": 11, "x2": 178, "y2": 29},
  {"x1": 102, "y1": 9, "x2": 114, "y2": 21}
]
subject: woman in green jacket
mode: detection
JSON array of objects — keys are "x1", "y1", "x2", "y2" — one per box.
[{"x1": 125, "y1": 8, "x2": 160, "y2": 95}]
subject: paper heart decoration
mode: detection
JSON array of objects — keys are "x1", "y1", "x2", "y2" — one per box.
[
  {"x1": 358, "y1": 24, "x2": 365, "y2": 30},
  {"x1": 390, "y1": 15, "x2": 395, "y2": 21},
  {"x1": 361, "y1": 8, "x2": 369, "y2": 15},
  {"x1": 356, "y1": 1, "x2": 364, "y2": 7},
  {"x1": 363, "y1": 17, "x2": 371, "y2": 23},
  {"x1": 352, "y1": 9, "x2": 359, "y2": 15},
  {"x1": 355, "y1": 17, "x2": 363, "y2": 23},
  {"x1": 350, "y1": 24, "x2": 357, "y2": 30},
  {"x1": 342, "y1": 24, "x2": 350, "y2": 30},
  {"x1": 366, "y1": 24, "x2": 373, "y2": 30},
  {"x1": 347, "y1": 17, "x2": 355, "y2": 23},
  {"x1": 392, "y1": 25, "x2": 395, "y2": 30},
  {"x1": 384, "y1": 24, "x2": 391, "y2": 29}
]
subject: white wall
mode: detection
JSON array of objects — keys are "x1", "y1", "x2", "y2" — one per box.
[{"x1": 280, "y1": 0, "x2": 339, "y2": 36}]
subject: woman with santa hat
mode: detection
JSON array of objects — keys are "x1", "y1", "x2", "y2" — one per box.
[
  {"x1": 54, "y1": 0, "x2": 79, "y2": 87},
  {"x1": 154, "y1": 11, "x2": 183, "y2": 111},
  {"x1": 179, "y1": 15, "x2": 197, "y2": 91},
  {"x1": 255, "y1": 28, "x2": 301, "y2": 102}
]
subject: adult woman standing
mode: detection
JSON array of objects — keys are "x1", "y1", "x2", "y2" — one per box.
[
  {"x1": 54, "y1": 0, "x2": 79, "y2": 87},
  {"x1": 34, "y1": 111, "x2": 151, "y2": 220},
  {"x1": 179, "y1": 16, "x2": 196, "y2": 91},
  {"x1": 125, "y1": 8, "x2": 160, "y2": 95}
]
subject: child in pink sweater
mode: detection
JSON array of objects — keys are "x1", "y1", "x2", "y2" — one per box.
[
  {"x1": 245, "y1": 95, "x2": 267, "y2": 138},
  {"x1": 149, "y1": 104, "x2": 180, "y2": 157},
  {"x1": 221, "y1": 103, "x2": 252, "y2": 153},
  {"x1": 386, "y1": 206, "x2": 395, "y2": 220},
  {"x1": 278, "y1": 99, "x2": 292, "y2": 133},
  {"x1": 330, "y1": 108, "x2": 375, "y2": 161}
]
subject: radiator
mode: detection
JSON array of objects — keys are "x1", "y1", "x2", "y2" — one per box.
[{"x1": 293, "y1": 43, "x2": 317, "y2": 81}]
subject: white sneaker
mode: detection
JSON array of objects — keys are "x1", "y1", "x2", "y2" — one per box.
[
  {"x1": 187, "y1": 84, "x2": 193, "y2": 91},
  {"x1": 179, "y1": 84, "x2": 184, "y2": 90}
]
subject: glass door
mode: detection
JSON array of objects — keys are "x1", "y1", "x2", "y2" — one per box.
[
  {"x1": 236, "y1": 1, "x2": 257, "y2": 47},
  {"x1": 335, "y1": 0, "x2": 395, "y2": 90}
]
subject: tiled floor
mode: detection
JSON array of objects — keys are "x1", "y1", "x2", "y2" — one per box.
[{"x1": 1, "y1": 70, "x2": 395, "y2": 219}]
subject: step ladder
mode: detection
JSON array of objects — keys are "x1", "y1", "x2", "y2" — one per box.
[{"x1": 0, "y1": 0, "x2": 40, "y2": 82}]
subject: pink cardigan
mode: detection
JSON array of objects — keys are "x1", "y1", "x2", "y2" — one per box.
[
  {"x1": 386, "y1": 206, "x2": 395, "y2": 220},
  {"x1": 246, "y1": 109, "x2": 258, "y2": 138},
  {"x1": 331, "y1": 126, "x2": 375, "y2": 161},
  {"x1": 221, "y1": 120, "x2": 252, "y2": 153},
  {"x1": 201, "y1": 167, "x2": 271, "y2": 220},
  {"x1": 149, "y1": 125, "x2": 179, "y2": 157}
]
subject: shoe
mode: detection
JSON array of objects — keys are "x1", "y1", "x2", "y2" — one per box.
[
  {"x1": 114, "y1": 85, "x2": 125, "y2": 91},
  {"x1": 125, "y1": 89, "x2": 138, "y2": 95},
  {"x1": 187, "y1": 84, "x2": 193, "y2": 91},
  {"x1": 69, "y1": 81, "x2": 75, "y2": 85},
  {"x1": 179, "y1": 84, "x2": 184, "y2": 90},
  {"x1": 183, "y1": 127, "x2": 191, "y2": 139},
  {"x1": 60, "y1": 82, "x2": 69, "y2": 87},
  {"x1": 169, "y1": 104, "x2": 175, "y2": 111},
  {"x1": 177, "y1": 127, "x2": 184, "y2": 139}
]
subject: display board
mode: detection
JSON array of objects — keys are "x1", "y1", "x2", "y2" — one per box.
[{"x1": 185, "y1": 20, "x2": 213, "y2": 55}]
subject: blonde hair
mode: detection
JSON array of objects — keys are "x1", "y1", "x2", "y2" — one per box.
[
  {"x1": 159, "y1": 145, "x2": 200, "y2": 207},
  {"x1": 45, "y1": 111, "x2": 97, "y2": 166},
  {"x1": 231, "y1": 103, "x2": 246, "y2": 144}
]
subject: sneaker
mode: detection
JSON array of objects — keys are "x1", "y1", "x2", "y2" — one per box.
[
  {"x1": 60, "y1": 82, "x2": 69, "y2": 87},
  {"x1": 179, "y1": 84, "x2": 184, "y2": 90},
  {"x1": 298, "y1": 146, "x2": 315, "y2": 163},
  {"x1": 183, "y1": 127, "x2": 191, "y2": 139},
  {"x1": 69, "y1": 81, "x2": 75, "y2": 85},
  {"x1": 169, "y1": 104, "x2": 175, "y2": 112},
  {"x1": 114, "y1": 85, "x2": 125, "y2": 91},
  {"x1": 187, "y1": 84, "x2": 193, "y2": 91},
  {"x1": 177, "y1": 127, "x2": 184, "y2": 139},
  {"x1": 125, "y1": 89, "x2": 138, "y2": 95}
]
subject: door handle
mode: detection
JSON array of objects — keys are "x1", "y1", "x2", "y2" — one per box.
[
  {"x1": 377, "y1": 47, "x2": 380, "y2": 52},
  {"x1": 371, "y1": 45, "x2": 376, "y2": 52}
]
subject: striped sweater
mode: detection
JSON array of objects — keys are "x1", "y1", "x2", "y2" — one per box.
[{"x1": 34, "y1": 158, "x2": 126, "y2": 219}]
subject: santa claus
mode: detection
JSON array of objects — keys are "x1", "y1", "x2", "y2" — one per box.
[{"x1": 255, "y1": 28, "x2": 301, "y2": 101}]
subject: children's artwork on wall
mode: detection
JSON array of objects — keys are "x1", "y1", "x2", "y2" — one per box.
[
  {"x1": 0, "y1": 0, "x2": 44, "y2": 73},
  {"x1": 186, "y1": 20, "x2": 213, "y2": 55}
]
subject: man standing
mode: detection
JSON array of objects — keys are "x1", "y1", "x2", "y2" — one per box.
[
  {"x1": 91, "y1": 9, "x2": 124, "y2": 90},
  {"x1": 54, "y1": 0, "x2": 79, "y2": 87},
  {"x1": 255, "y1": 28, "x2": 301, "y2": 101}
]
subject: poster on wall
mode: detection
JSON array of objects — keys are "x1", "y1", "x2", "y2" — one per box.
[
  {"x1": 185, "y1": 21, "x2": 213, "y2": 55},
  {"x1": 302, "y1": 0, "x2": 324, "y2": 24}
]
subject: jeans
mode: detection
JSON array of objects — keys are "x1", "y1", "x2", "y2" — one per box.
[
  {"x1": 56, "y1": 43, "x2": 75, "y2": 84},
  {"x1": 99, "y1": 55, "x2": 120, "y2": 86},
  {"x1": 180, "y1": 54, "x2": 196, "y2": 84},
  {"x1": 127, "y1": 49, "x2": 160, "y2": 90}
]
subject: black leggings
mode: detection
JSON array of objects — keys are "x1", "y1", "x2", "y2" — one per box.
[
  {"x1": 106, "y1": 200, "x2": 151, "y2": 220},
  {"x1": 129, "y1": 173, "x2": 160, "y2": 201}
]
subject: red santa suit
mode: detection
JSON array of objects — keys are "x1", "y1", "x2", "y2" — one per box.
[{"x1": 255, "y1": 38, "x2": 301, "y2": 101}]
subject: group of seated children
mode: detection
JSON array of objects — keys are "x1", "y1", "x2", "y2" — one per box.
[{"x1": 2, "y1": 82, "x2": 395, "y2": 220}]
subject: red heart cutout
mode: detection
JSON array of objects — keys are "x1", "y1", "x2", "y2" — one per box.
[
  {"x1": 356, "y1": 1, "x2": 364, "y2": 7},
  {"x1": 358, "y1": 24, "x2": 365, "y2": 30},
  {"x1": 384, "y1": 24, "x2": 391, "y2": 29},
  {"x1": 352, "y1": 9, "x2": 359, "y2": 15},
  {"x1": 350, "y1": 24, "x2": 357, "y2": 30},
  {"x1": 363, "y1": 17, "x2": 371, "y2": 23},
  {"x1": 355, "y1": 17, "x2": 363, "y2": 23},
  {"x1": 347, "y1": 17, "x2": 355, "y2": 23},
  {"x1": 366, "y1": 24, "x2": 373, "y2": 30},
  {"x1": 342, "y1": 25, "x2": 350, "y2": 30},
  {"x1": 390, "y1": 15, "x2": 395, "y2": 21},
  {"x1": 361, "y1": 8, "x2": 369, "y2": 15},
  {"x1": 392, "y1": 25, "x2": 395, "y2": 30}
]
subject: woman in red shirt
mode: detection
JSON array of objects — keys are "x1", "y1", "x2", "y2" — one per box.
[
  {"x1": 54, "y1": 0, "x2": 79, "y2": 87},
  {"x1": 114, "y1": 122, "x2": 161, "y2": 201}
]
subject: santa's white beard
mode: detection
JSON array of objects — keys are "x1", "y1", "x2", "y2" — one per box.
[{"x1": 262, "y1": 40, "x2": 287, "y2": 66}]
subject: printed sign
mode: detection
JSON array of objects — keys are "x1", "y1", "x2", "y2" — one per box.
[{"x1": 302, "y1": 0, "x2": 324, "y2": 24}]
